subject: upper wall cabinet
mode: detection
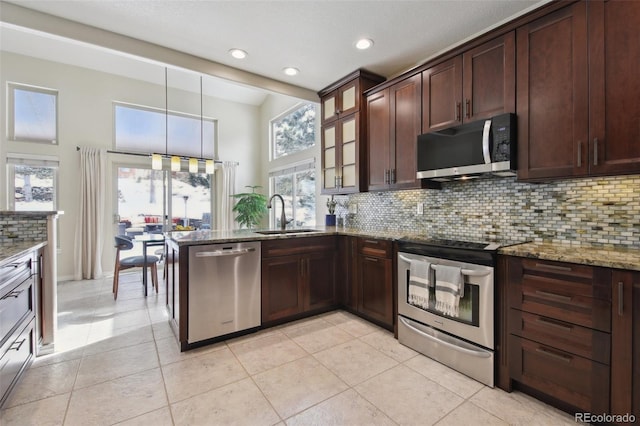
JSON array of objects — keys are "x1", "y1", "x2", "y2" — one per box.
[
  {"x1": 319, "y1": 70, "x2": 385, "y2": 195},
  {"x1": 367, "y1": 74, "x2": 423, "y2": 191},
  {"x1": 517, "y1": 0, "x2": 640, "y2": 180},
  {"x1": 422, "y1": 32, "x2": 515, "y2": 133}
]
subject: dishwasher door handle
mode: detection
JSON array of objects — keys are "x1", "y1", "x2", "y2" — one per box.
[{"x1": 195, "y1": 247, "x2": 256, "y2": 257}]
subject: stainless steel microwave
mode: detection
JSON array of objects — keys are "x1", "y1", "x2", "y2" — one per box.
[{"x1": 416, "y1": 113, "x2": 516, "y2": 181}]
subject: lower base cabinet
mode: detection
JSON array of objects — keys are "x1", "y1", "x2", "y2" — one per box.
[
  {"x1": 501, "y1": 255, "x2": 639, "y2": 423},
  {"x1": 261, "y1": 237, "x2": 337, "y2": 325}
]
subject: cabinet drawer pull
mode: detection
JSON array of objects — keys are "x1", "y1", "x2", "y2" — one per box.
[
  {"x1": 535, "y1": 317, "x2": 573, "y2": 332},
  {"x1": 593, "y1": 137, "x2": 598, "y2": 166},
  {"x1": 535, "y1": 347, "x2": 572, "y2": 363},
  {"x1": 365, "y1": 257, "x2": 379, "y2": 263},
  {"x1": 1, "y1": 289, "x2": 24, "y2": 300},
  {"x1": 534, "y1": 290, "x2": 572, "y2": 302},
  {"x1": 363, "y1": 240, "x2": 379, "y2": 245},
  {"x1": 618, "y1": 281, "x2": 624, "y2": 316},
  {"x1": 534, "y1": 262, "x2": 572, "y2": 272},
  {"x1": 9, "y1": 338, "x2": 27, "y2": 352}
]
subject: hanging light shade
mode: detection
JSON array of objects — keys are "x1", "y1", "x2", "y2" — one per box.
[
  {"x1": 189, "y1": 157, "x2": 198, "y2": 173},
  {"x1": 171, "y1": 156, "x2": 181, "y2": 171},
  {"x1": 151, "y1": 154, "x2": 163, "y2": 170},
  {"x1": 205, "y1": 159, "x2": 215, "y2": 174}
]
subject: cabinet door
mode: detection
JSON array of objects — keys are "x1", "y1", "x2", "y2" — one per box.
[
  {"x1": 390, "y1": 74, "x2": 422, "y2": 189},
  {"x1": 610, "y1": 270, "x2": 640, "y2": 420},
  {"x1": 588, "y1": 0, "x2": 640, "y2": 176},
  {"x1": 321, "y1": 121, "x2": 339, "y2": 193},
  {"x1": 306, "y1": 250, "x2": 336, "y2": 311},
  {"x1": 358, "y1": 254, "x2": 393, "y2": 328},
  {"x1": 261, "y1": 256, "x2": 303, "y2": 323},
  {"x1": 321, "y1": 89, "x2": 339, "y2": 125},
  {"x1": 517, "y1": 3, "x2": 589, "y2": 180},
  {"x1": 422, "y1": 56, "x2": 463, "y2": 132},
  {"x1": 338, "y1": 79, "x2": 360, "y2": 118},
  {"x1": 338, "y1": 114, "x2": 360, "y2": 194},
  {"x1": 366, "y1": 89, "x2": 391, "y2": 191},
  {"x1": 463, "y1": 32, "x2": 515, "y2": 122}
]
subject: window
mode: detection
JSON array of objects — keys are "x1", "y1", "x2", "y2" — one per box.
[
  {"x1": 7, "y1": 154, "x2": 59, "y2": 211},
  {"x1": 8, "y1": 84, "x2": 58, "y2": 144},
  {"x1": 271, "y1": 103, "x2": 316, "y2": 159},
  {"x1": 269, "y1": 161, "x2": 316, "y2": 228},
  {"x1": 114, "y1": 103, "x2": 216, "y2": 157}
]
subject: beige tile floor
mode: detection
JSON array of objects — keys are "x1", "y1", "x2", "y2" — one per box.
[{"x1": 0, "y1": 271, "x2": 579, "y2": 425}]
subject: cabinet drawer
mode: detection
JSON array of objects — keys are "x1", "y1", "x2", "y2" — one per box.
[
  {"x1": 509, "y1": 259, "x2": 611, "y2": 332},
  {"x1": 358, "y1": 238, "x2": 392, "y2": 258},
  {"x1": 0, "y1": 253, "x2": 33, "y2": 290},
  {"x1": 509, "y1": 309, "x2": 610, "y2": 364},
  {"x1": 0, "y1": 317, "x2": 35, "y2": 407},
  {"x1": 262, "y1": 236, "x2": 336, "y2": 258},
  {"x1": 509, "y1": 335, "x2": 609, "y2": 413},
  {"x1": 0, "y1": 275, "x2": 34, "y2": 347}
]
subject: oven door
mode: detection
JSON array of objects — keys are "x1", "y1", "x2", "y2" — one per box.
[{"x1": 398, "y1": 252, "x2": 494, "y2": 349}]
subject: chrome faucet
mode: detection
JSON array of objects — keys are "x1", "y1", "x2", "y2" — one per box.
[{"x1": 267, "y1": 194, "x2": 291, "y2": 230}]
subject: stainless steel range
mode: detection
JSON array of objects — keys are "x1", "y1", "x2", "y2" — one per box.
[{"x1": 397, "y1": 238, "x2": 506, "y2": 387}]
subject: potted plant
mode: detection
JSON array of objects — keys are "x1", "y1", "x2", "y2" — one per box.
[
  {"x1": 232, "y1": 185, "x2": 267, "y2": 229},
  {"x1": 326, "y1": 195, "x2": 337, "y2": 226}
]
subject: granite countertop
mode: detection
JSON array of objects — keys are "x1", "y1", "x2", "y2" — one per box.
[
  {"x1": 166, "y1": 226, "x2": 400, "y2": 247},
  {"x1": 500, "y1": 242, "x2": 640, "y2": 272},
  {"x1": 0, "y1": 240, "x2": 47, "y2": 266}
]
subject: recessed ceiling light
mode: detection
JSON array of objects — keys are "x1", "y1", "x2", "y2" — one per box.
[
  {"x1": 283, "y1": 67, "x2": 299, "y2": 76},
  {"x1": 355, "y1": 38, "x2": 374, "y2": 50},
  {"x1": 229, "y1": 48, "x2": 247, "y2": 59}
]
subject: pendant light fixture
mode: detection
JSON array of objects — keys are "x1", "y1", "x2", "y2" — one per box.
[{"x1": 151, "y1": 68, "x2": 217, "y2": 174}]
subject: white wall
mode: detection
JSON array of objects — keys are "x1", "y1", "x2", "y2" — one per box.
[{"x1": 0, "y1": 51, "x2": 268, "y2": 280}]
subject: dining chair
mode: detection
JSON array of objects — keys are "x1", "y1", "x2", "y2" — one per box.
[{"x1": 112, "y1": 235, "x2": 160, "y2": 300}]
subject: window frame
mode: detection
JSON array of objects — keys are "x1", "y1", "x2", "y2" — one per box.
[
  {"x1": 268, "y1": 159, "x2": 316, "y2": 228},
  {"x1": 113, "y1": 101, "x2": 217, "y2": 157},
  {"x1": 270, "y1": 102, "x2": 316, "y2": 161},
  {"x1": 6, "y1": 153, "x2": 59, "y2": 211},
  {"x1": 7, "y1": 83, "x2": 59, "y2": 145}
]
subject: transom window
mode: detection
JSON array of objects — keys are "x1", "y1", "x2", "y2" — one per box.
[
  {"x1": 114, "y1": 103, "x2": 216, "y2": 157},
  {"x1": 8, "y1": 83, "x2": 58, "y2": 144},
  {"x1": 271, "y1": 103, "x2": 316, "y2": 159}
]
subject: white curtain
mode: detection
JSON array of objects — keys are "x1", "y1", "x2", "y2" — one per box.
[
  {"x1": 74, "y1": 147, "x2": 106, "y2": 280},
  {"x1": 219, "y1": 161, "x2": 237, "y2": 230}
]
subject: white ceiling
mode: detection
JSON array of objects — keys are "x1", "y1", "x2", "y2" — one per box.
[{"x1": 0, "y1": 0, "x2": 548, "y2": 105}]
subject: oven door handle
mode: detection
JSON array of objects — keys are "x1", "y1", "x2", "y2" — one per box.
[
  {"x1": 399, "y1": 255, "x2": 490, "y2": 278},
  {"x1": 399, "y1": 317, "x2": 492, "y2": 358}
]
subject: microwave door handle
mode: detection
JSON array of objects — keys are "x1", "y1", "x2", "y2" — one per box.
[{"x1": 482, "y1": 119, "x2": 492, "y2": 164}]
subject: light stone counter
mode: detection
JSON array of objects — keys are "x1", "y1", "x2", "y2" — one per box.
[
  {"x1": 499, "y1": 242, "x2": 640, "y2": 272},
  {"x1": 0, "y1": 240, "x2": 47, "y2": 266}
]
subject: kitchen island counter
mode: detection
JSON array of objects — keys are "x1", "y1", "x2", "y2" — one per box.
[{"x1": 0, "y1": 240, "x2": 47, "y2": 266}]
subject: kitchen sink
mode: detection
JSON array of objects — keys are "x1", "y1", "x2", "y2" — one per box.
[{"x1": 254, "y1": 229, "x2": 322, "y2": 235}]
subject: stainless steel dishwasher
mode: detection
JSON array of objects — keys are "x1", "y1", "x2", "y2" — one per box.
[{"x1": 187, "y1": 241, "x2": 261, "y2": 343}]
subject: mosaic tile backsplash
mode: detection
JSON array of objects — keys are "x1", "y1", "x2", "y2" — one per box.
[
  {"x1": 0, "y1": 213, "x2": 49, "y2": 243},
  {"x1": 334, "y1": 174, "x2": 640, "y2": 249}
]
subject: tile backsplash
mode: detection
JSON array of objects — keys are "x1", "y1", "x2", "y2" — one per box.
[
  {"x1": 0, "y1": 212, "x2": 49, "y2": 243},
  {"x1": 335, "y1": 174, "x2": 640, "y2": 249}
]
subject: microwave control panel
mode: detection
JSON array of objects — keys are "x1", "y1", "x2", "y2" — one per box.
[{"x1": 491, "y1": 113, "x2": 516, "y2": 162}]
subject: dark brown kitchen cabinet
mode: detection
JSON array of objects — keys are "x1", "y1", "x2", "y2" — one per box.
[
  {"x1": 610, "y1": 269, "x2": 640, "y2": 422},
  {"x1": 338, "y1": 236, "x2": 358, "y2": 310},
  {"x1": 0, "y1": 249, "x2": 38, "y2": 407},
  {"x1": 422, "y1": 32, "x2": 515, "y2": 133},
  {"x1": 356, "y1": 238, "x2": 394, "y2": 330},
  {"x1": 503, "y1": 256, "x2": 612, "y2": 414},
  {"x1": 261, "y1": 236, "x2": 337, "y2": 325},
  {"x1": 518, "y1": 0, "x2": 640, "y2": 180},
  {"x1": 367, "y1": 74, "x2": 423, "y2": 191},
  {"x1": 319, "y1": 70, "x2": 385, "y2": 194}
]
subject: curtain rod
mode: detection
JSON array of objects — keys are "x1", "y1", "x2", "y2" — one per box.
[{"x1": 75, "y1": 147, "x2": 231, "y2": 164}]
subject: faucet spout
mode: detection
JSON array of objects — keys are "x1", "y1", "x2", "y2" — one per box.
[{"x1": 267, "y1": 194, "x2": 289, "y2": 230}]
